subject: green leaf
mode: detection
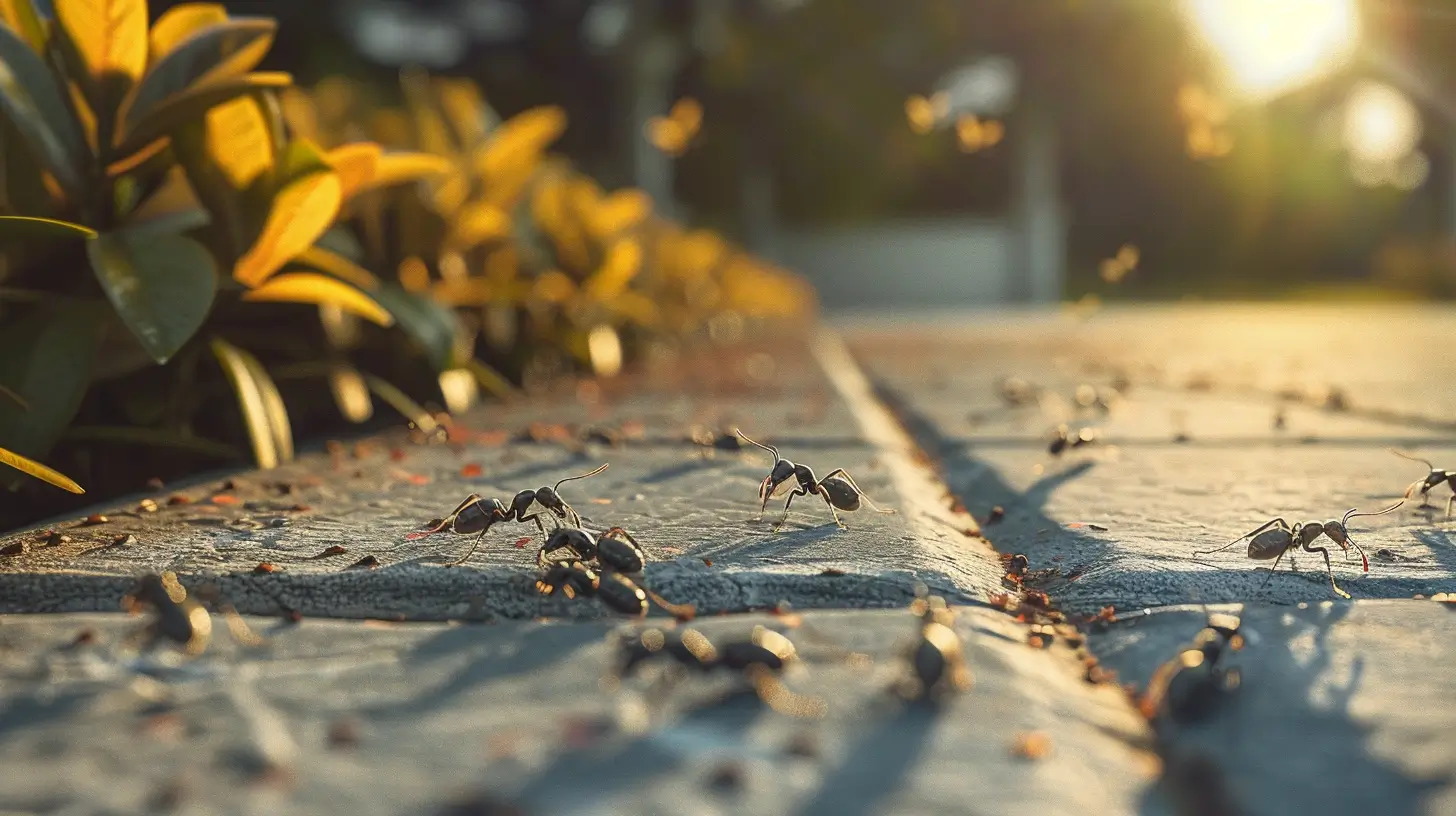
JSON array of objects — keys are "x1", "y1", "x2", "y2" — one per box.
[
  {"x1": 0, "y1": 0, "x2": 48, "y2": 54},
  {"x1": 0, "y1": 300, "x2": 106, "y2": 478},
  {"x1": 119, "y1": 18, "x2": 277, "y2": 137},
  {"x1": 86, "y1": 228, "x2": 219, "y2": 364},
  {"x1": 368, "y1": 283, "x2": 462, "y2": 372},
  {"x1": 0, "y1": 446, "x2": 84, "y2": 493},
  {"x1": 210, "y1": 337, "x2": 291, "y2": 468},
  {"x1": 114, "y1": 71, "x2": 292, "y2": 161},
  {"x1": 0, "y1": 22, "x2": 89, "y2": 203},
  {"x1": 270, "y1": 135, "x2": 334, "y2": 192},
  {"x1": 314, "y1": 225, "x2": 366, "y2": 262},
  {"x1": 0, "y1": 215, "x2": 96, "y2": 240}
]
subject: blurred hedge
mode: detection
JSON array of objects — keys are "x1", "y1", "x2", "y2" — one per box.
[{"x1": 0, "y1": 0, "x2": 814, "y2": 523}]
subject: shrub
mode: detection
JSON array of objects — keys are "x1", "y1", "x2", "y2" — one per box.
[{"x1": 0, "y1": 3, "x2": 813, "y2": 527}]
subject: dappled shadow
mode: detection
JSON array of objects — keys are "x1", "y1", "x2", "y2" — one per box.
[
  {"x1": 1112, "y1": 603, "x2": 1451, "y2": 816},
  {"x1": 0, "y1": 689, "x2": 95, "y2": 741},
  {"x1": 357, "y1": 621, "x2": 610, "y2": 721},
  {"x1": 790, "y1": 701, "x2": 941, "y2": 816},
  {"x1": 511, "y1": 688, "x2": 768, "y2": 812}
]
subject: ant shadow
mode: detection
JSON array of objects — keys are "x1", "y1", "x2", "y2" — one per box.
[
  {"x1": 790, "y1": 700, "x2": 940, "y2": 816},
  {"x1": 1118, "y1": 602, "x2": 1450, "y2": 816},
  {"x1": 511, "y1": 688, "x2": 769, "y2": 811},
  {"x1": 355, "y1": 621, "x2": 610, "y2": 722}
]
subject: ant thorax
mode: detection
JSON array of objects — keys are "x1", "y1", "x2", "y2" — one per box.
[{"x1": 792, "y1": 463, "x2": 818, "y2": 492}]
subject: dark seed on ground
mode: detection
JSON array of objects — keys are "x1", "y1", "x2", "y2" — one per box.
[{"x1": 348, "y1": 555, "x2": 380, "y2": 569}]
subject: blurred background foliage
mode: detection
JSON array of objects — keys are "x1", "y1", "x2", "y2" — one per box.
[{"x1": 0, "y1": 0, "x2": 813, "y2": 528}]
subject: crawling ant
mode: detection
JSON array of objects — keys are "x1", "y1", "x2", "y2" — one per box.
[
  {"x1": 898, "y1": 593, "x2": 972, "y2": 702},
  {"x1": 735, "y1": 429, "x2": 896, "y2": 529},
  {"x1": 1391, "y1": 449, "x2": 1456, "y2": 517},
  {"x1": 1193, "y1": 500, "x2": 1405, "y2": 599},
  {"x1": 614, "y1": 625, "x2": 826, "y2": 717},
  {"x1": 1138, "y1": 613, "x2": 1246, "y2": 725},
  {"x1": 1048, "y1": 425, "x2": 1098, "y2": 457},
  {"x1": 537, "y1": 525, "x2": 646, "y2": 573},
  {"x1": 406, "y1": 464, "x2": 609, "y2": 565},
  {"x1": 534, "y1": 558, "x2": 694, "y2": 619}
]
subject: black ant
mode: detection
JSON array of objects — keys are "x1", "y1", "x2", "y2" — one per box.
[
  {"x1": 406, "y1": 464, "x2": 609, "y2": 565},
  {"x1": 735, "y1": 429, "x2": 895, "y2": 529},
  {"x1": 897, "y1": 592, "x2": 972, "y2": 702},
  {"x1": 537, "y1": 525, "x2": 646, "y2": 573},
  {"x1": 533, "y1": 558, "x2": 694, "y2": 620},
  {"x1": 1193, "y1": 500, "x2": 1404, "y2": 599},
  {"x1": 1391, "y1": 449, "x2": 1456, "y2": 517},
  {"x1": 1138, "y1": 613, "x2": 1246, "y2": 726},
  {"x1": 1048, "y1": 424, "x2": 1098, "y2": 456},
  {"x1": 614, "y1": 625, "x2": 826, "y2": 717}
]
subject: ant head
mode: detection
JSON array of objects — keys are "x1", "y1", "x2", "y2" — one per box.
[
  {"x1": 761, "y1": 459, "x2": 795, "y2": 494},
  {"x1": 534, "y1": 486, "x2": 563, "y2": 509}
]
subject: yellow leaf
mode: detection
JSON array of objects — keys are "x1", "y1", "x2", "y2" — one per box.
[
  {"x1": 325, "y1": 141, "x2": 381, "y2": 202},
  {"x1": 234, "y1": 172, "x2": 342, "y2": 287},
  {"x1": 294, "y1": 245, "x2": 380, "y2": 290},
  {"x1": 436, "y1": 77, "x2": 491, "y2": 147},
  {"x1": 279, "y1": 87, "x2": 319, "y2": 143},
  {"x1": 210, "y1": 338, "x2": 289, "y2": 469},
  {"x1": 465, "y1": 358, "x2": 516, "y2": 398},
  {"x1": 437, "y1": 368, "x2": 477, "y2": 415},
  {"x1": 68, "y1": 82, "x2": 98, "y2": 153},
  {"x1": 473, "y1": 105, "x2": 566, "y2": 183},
  {"x1": 433, "y1": 277, "x2": 495, "y2": 307},
  {"x1": 205, "y1": 95, "x2": 275, "y2": 191},
  {"x1": 328, "y1": 363, "x2": 373, "y2": 423},
  {"x1": 0, "y1": 446, "x2": 84, "y2": 493},
  {"x1": 54, "y1": 0, "x2": 148, "y2": 88},
  {"x1": 587, "y1": 188, "x2": 652, "y2": 240},
  {"x1": 450, "y1": 202, "x2": 512, "y2": 249},
  {"x1": 533, "y1": 270, "x2": 577, "y2": 304},
  {"x1": 584, "y1": 239, "x2": 643, "y2": 302},
  {"x1": 148, "y1": 3, "x2": 227, "y2": 64},
  {"x1": 358, "y1": 151, "x2": 453, "y2": 194},
  {"x1": 243, "y1": 272, "x2": 392, "y2": 326},
  {"x1": 398, "y1": 256, "x2": 431, "y2": 292}
]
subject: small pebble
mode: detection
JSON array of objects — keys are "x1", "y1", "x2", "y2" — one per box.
[
  {"x1": 0, "y1": 541, "x2": 28, "y2": 556},
  {"x1": 348, "y1": 555, "x2": 380, "y2": 570}
]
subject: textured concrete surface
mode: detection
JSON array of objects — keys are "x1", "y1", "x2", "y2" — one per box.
[
  {"x1": 844, "y1": 305, "x2": 1456, "y2": 613},
  {"x1": 0, "y1": 607, "x2": 1154, "y2": 816},
  {"x1": 0, "y1": 334, "x2": 999, "y2": 620},
  {"x1": 1089, "y1": 599, "x2": 1456, "y2": 816},
  {"x1": 5, "y1": 305, "x2": 1456, "y2": 816}
]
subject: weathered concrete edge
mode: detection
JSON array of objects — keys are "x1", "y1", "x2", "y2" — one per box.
[
  {"x1": 810, "y1": 329, "x2": 990, "y2": 550},
  {"x1": 0, "y1": 568, "x2": 994, "y2": 621}
]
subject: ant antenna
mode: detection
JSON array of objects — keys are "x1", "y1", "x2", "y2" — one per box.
[
  {"x1": 1342, "y1": 498, "x2": 1407, "y2": 526},
  {"x1": 734, "y1": 429, "x2": 780, "y2": 460},
  {"x1": 553, "y1": 463, "x2": 609, "y2": 492},
  {"x1": 1390, "y1": 448, "x2": 1435, "y2": 470}
]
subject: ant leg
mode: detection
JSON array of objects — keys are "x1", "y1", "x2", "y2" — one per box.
[
  {"x1": 812, "y1": 486, "x2": 848, "y2": 529},
  {"x1": 1256, "y1": 548, "x2": 1289, "y2": 593},
  {"x1": 1196, "y1": 519, "x2": 1288, "y2": 556},
  {"x1": 608, "y1": 527, "x2": 648, "y2": 555},
  {"x1": 758, "y1": 477, "x2": 775, "y2": 519},
  {"x1": 819, "y1": 468, "x2": 897, "y2": 514},
  {"x1": 773, "y1": 488, "x2": 809, "y2": 527},
  {"x1": 447, "y1": 526, "x2": 491, "y2": 567},
  {"x1": 1303, "y1": 540, "x2": 1349, "y2": 599},
  {"x1": 1446, "y1": 488, "x2": 1454, "y2": 518},
  {"x1": 518, "y1": 511, "x2": 549, "y2": 536}
]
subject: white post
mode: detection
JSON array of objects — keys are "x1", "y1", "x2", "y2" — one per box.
[{"x1": 1011, "y1": 89, "x2": 1066, "y2": 304}]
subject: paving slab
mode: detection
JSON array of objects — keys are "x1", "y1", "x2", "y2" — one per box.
[
  {"x1": 1087, "y1": 599, "x2": 1456, "y2": 816},
  {"x1": 0, "y1": 606, "x2": 1155, "y2": 816},
  {"x1": 0, "y1": 333, "x2": 1001, "y2": 620},
  {"x1": 842, "y1": 305, "x2": 1456, "y2": 613}
]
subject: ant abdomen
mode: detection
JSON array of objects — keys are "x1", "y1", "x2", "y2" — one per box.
[{"x1": 819, "y1": 477, "x2": 861, "y2": 512}]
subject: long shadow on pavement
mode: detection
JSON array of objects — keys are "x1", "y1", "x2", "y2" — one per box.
[{"x1": 790, "y1": 701, "x2": 940, "y2": 816}]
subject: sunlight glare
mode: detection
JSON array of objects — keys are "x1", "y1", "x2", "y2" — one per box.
[
  {"x1": 1185, "y1": 0, "x2": 1359, "y2": 100},
  {"x1": 1343, "y1": 80, "x2": 1421, "y2": 166}
]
